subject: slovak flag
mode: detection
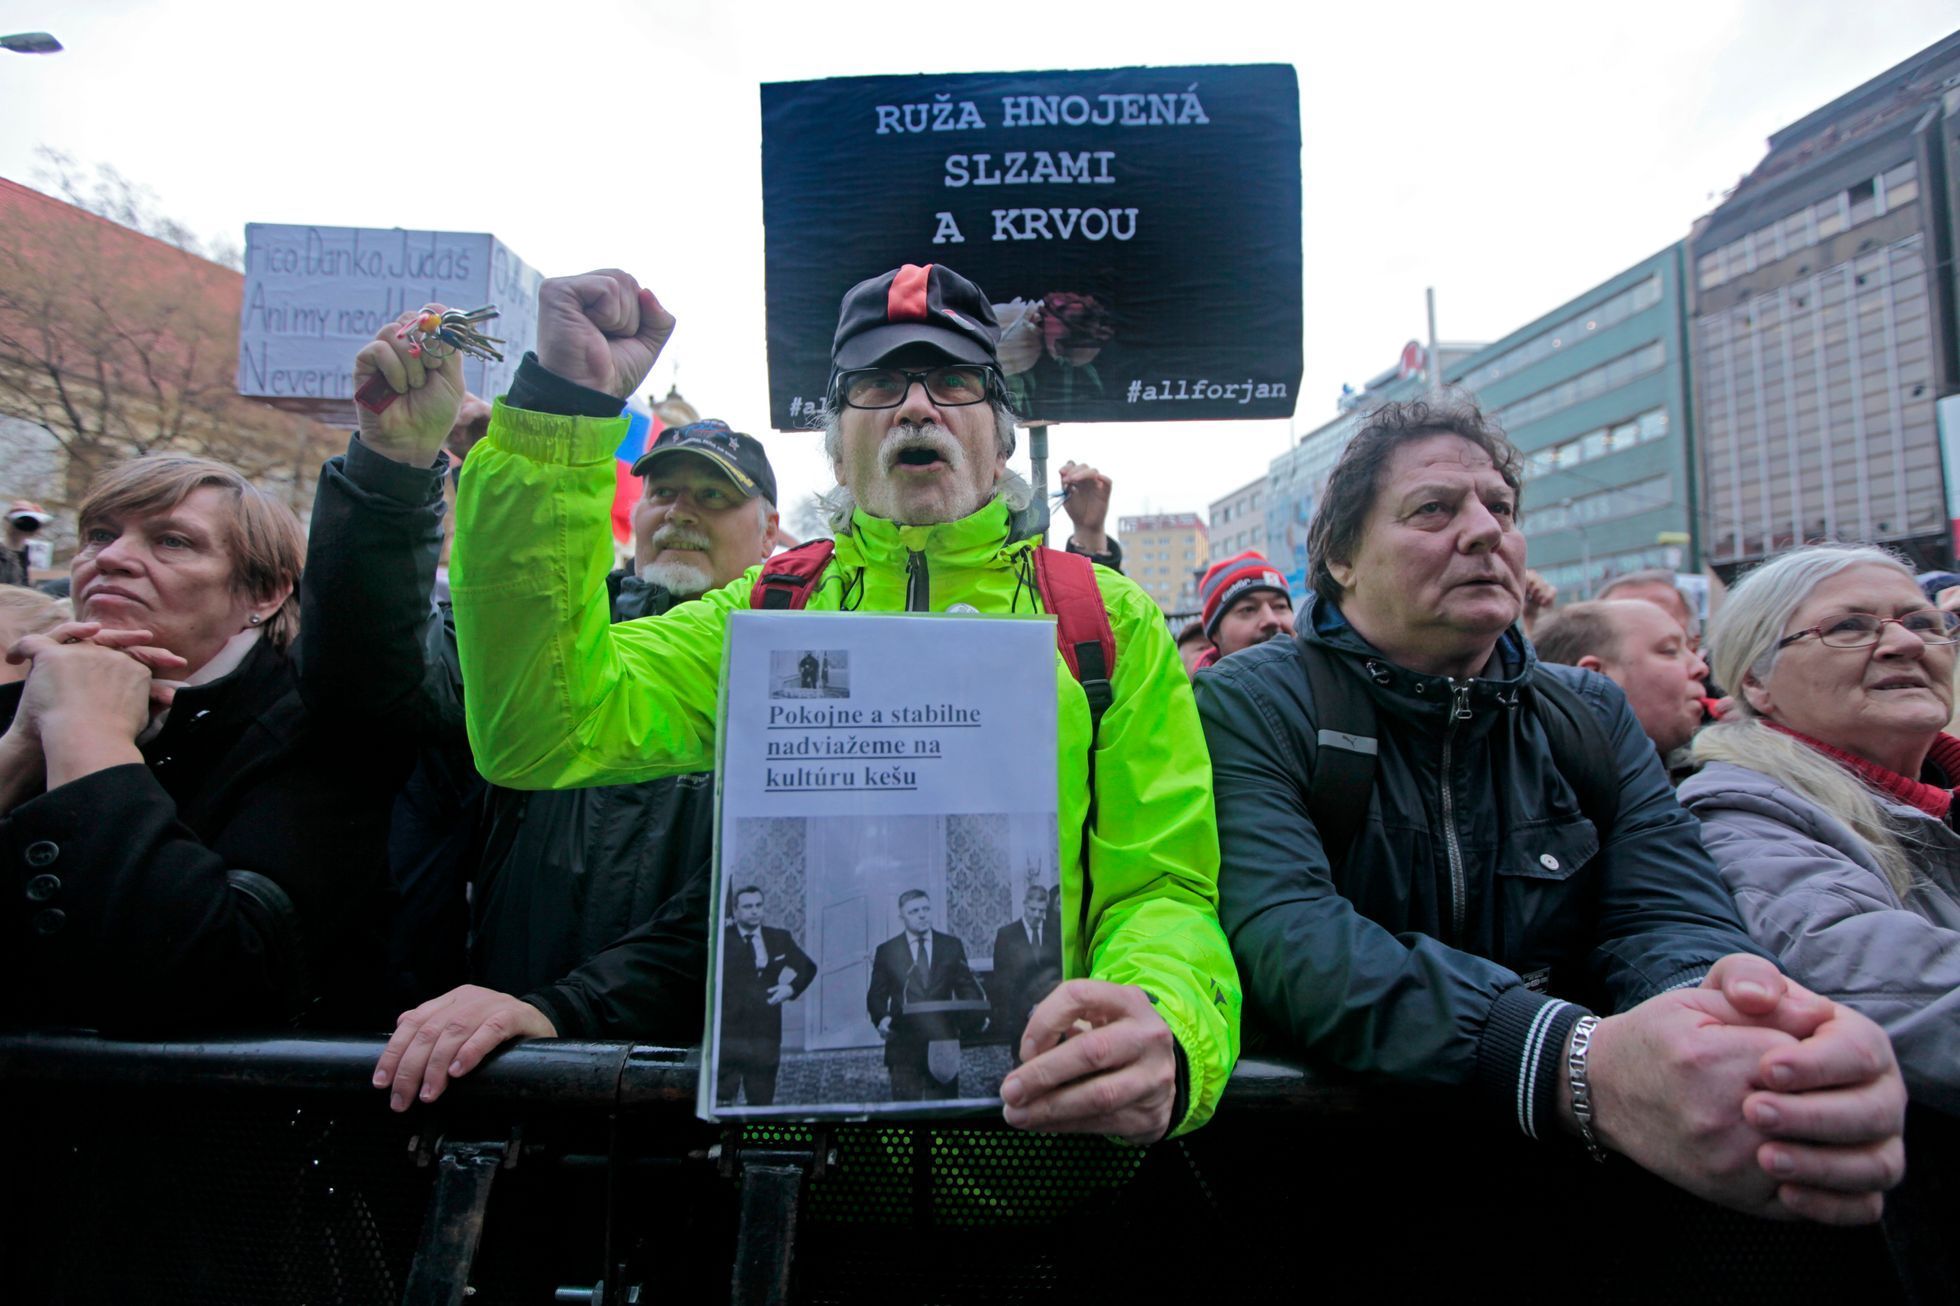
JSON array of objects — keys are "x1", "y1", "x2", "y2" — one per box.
[{"x1": 610, "y1": 405, "x2": 662, "y2": 546}]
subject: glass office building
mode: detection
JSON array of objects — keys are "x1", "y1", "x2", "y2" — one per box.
[
  {"x1": 1688, "y1": 33, "x2": 1960, "y2": 578},
  {"x1": 1458, "y1": 245, "x2": 1697, "y2": 598}
]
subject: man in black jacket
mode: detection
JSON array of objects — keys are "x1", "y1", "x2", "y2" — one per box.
[
  {"x1": 309, "y1": 317, "x2": 780, "y2": 1111},
  {"x1": 867, "y1": 890, "x2": 985, "y2": 1101},
  {"x1": 990, "y1": 885, "x2": 1061, "y2": 1059},
  {"x1": 716, "y1": 885, "x2": 816, "y2": 1107},
  {"x1": 1195, "y1": 397, "x2": 1906, "y2": 1226}
]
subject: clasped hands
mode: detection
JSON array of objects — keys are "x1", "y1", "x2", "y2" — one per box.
[
  {"x1": 1, "y1": 622, "x2": 184, "y2": 801},
  {"x1": 1584, "y1": 953, "x2": 1906, "y2": 1225}
]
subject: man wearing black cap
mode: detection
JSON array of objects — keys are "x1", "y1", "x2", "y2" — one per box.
[
  {"x1": 434, "y1": 264, "x2": 1240, "y2": 1144},
  {"x1": 631, "y1": 419, "x2": 780, "y2": 600},
  {"x1": 319, "y1": 311, "x2": 783, "y2": 1110}
]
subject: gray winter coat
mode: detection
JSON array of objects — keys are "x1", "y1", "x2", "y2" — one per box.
[{"x1": 1678, "y1": 760, "x2": 1960, "y2": 1115}]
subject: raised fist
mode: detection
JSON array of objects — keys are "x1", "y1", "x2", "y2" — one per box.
[
  {"x1": 1057, "y1": 460, "x2": 1112, "y2": 551},
  {"x1": 536, "y1": 269, "x2": 676, "y2": 400},
  {"x1": 353, "y1": 306, "x2": 468, "y2": 466}
]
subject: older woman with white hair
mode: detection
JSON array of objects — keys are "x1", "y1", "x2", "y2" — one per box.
[{"x1": 1678, "y1": 544, "x2": 1960, "y2": 1114}]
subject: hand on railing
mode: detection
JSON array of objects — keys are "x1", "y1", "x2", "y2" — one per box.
[{"x1": 374, "y1": 984, "x2": 558, "y2": 1111}]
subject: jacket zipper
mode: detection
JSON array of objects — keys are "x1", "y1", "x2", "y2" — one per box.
[
  {"x1": 905, "y1": 548, "x2": 930, "y2": 612},
  {"x1": 1441, "y1": 680, "x2": 1472, "y2": 943}
]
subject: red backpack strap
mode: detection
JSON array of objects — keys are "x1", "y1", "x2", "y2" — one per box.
[
  {"x1": 1032, "y1": 546, "x2": 1117, "y2": 740},
  {"x1": 750, "y1": 539, "x2": 836, "y2": 610},
  {"x1": 1032, "y1": 544, "x2": 1118, "y2": 947}
]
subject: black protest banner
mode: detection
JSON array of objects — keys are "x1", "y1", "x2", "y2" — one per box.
[{"x1": 760, "y1": 65, "x2": 1301, "y2": 430}]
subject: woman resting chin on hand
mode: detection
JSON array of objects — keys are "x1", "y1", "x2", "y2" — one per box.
[{"x1": 0, "y1": 457, "x2": 396, "y2": 1032}]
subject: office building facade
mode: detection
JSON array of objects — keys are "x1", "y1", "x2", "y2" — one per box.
[
  {"x1": 1263, "y1": 249, "x2": 1696, "y2": 604},
  {"x1": 1233, "y1": 31, "x2": 1960, "y2": 602},
  {"x1": 1458, "y1": 244, "x2": 1698, "y2": 598},
  {"x1": 1266, "y1": 344, "x2": 1482, "y2": 594},
  {"x1": 1120, "y1": 512, "x2": 1209, "y2": 615},
  {"x1": 1208, "y1": 475, "x2": 1268, "y2": 564},
  {"x1": 1688, "y1": 33, "x2": 1960, "y2": 578}
]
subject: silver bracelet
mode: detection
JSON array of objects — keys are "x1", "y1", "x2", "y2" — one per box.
[{"x1": 1567, "y1": 1014, "x2": 1608, "y2": 1164}]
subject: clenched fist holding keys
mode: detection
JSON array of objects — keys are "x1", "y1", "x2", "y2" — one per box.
[{"x1": 350, "y1": 271, "x2": 676, "y2": 468}]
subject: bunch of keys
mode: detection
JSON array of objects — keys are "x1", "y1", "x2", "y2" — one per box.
[{"x1": 355, "y1": 305, "x2": 505, "y2": 413}]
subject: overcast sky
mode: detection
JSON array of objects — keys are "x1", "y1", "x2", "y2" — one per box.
[{"x1": 2, "y1": 0, "x2": 1955, "y2": 534}]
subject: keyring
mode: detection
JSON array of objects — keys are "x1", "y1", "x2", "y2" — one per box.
[{"x1": 355, "y1": 306, "x2": 506, "y2": 413}]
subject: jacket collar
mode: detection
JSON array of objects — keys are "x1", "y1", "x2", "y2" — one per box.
[
  {"x1": 612, "y1": 569, "x2": 678, "y2": 622},
  {"x1": 1763, "y1": 720, "x2": 1960, "y2": 821},
  {"x1": 141, "y1": 635, "x2": 292, "y2": 756},
  {"x1": 834, "y1": 496, "x2": 1023, "y2": 571},
  {"x1": 138, "y1": 629, "x2": 264, "y2": 745},
  {"x1": 1302, "y1": 593, "x2": 1536, "y2": 733}
]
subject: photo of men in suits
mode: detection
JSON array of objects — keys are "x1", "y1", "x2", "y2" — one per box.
[
  {"x1": 990, "y1": 885, "x2": 1063, "y2": 1061},
  {"x1": 717, "y1": 885, "x2": 818, "y2": 1107},
  {"x1": 866, "y1": 889, "x2": 985, "y2": 1101}
]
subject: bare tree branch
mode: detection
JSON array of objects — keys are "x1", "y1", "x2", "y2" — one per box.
[{"x1": 1, "y1": 169, "x2": 333, "y2": 516}]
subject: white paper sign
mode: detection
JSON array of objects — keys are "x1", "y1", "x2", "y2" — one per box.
[
  {"x1": 237, "y1": 223, "x2": 541, "y2": 404},
  {"x1": 705, "y1": 612, "x2": 1061, "y2": 1121}
]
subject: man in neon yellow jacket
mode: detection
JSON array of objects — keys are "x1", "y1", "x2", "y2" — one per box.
[{"x1": 447, "y1": 262, "x2": 1239, "y2": 1141}]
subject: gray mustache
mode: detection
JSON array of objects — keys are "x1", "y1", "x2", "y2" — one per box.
[{"x1": 881, "y1": 423, "x2": 962, "y2": 469}]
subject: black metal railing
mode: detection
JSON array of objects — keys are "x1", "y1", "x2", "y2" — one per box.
[{"x1": 0, "y1": 1031, "x2": 1927, "y2": 1306}]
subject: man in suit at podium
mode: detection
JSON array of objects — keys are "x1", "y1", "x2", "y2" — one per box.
[
  {"x1": 991, "y1": 885, "x2": 1063, "y2": 1061},
  {"x1": 717, "y1": 885, "x2": 817, "y2": 1106},
  {"x1": 867, "y1": 889, "x2": 984, "y2": 1100}
]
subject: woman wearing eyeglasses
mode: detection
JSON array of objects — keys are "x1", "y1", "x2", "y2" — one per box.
[{"x1": 1678, "y1": 545, "x2": 1960, "y2": 1114}]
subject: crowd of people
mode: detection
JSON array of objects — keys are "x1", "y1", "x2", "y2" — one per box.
[{"x1": 3, "y1": 258, "x2": 1955, "y2": 1241}]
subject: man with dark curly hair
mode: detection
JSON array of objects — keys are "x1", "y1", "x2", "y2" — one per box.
[{"x1": 1197, "y1": 395, "x2": 1907, "y2": 1227}]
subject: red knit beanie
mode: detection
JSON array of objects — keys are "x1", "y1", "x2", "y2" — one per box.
[{"x1": 1199, "y1": 551, "x2": 1289, "y2": 639}]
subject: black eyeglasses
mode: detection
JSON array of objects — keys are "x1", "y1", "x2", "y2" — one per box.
[
  {"x1": 1775, "y1": 610, "x2": 1960, "y2": 650},
  {"x1": 832, "y1": 365, "x2": 996, "y2": 410}
]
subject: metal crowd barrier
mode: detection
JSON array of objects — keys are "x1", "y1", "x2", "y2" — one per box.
[{"x1": 0, "y1": 1031, "x2": 1936, "y2": 1305}]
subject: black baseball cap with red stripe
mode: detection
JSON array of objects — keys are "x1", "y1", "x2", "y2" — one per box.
[{"x1": 831, "y1": 264, "x2": 1001, "y2": 370}]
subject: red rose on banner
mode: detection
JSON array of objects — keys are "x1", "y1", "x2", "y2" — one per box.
[
  {"x1": 1039, "y1": 292, "x2": 1115, "y2": 366},
  {"x1": 992, "y1": 298, "x2": 1044, "y2": 375}
]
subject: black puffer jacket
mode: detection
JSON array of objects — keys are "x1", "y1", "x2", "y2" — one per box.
[
  {"x1": 1194, "y1": 594, "x2": 1767, "y2": 1141},
  {"x1": 300, "y1": 436, "x2": 706, "y2": 1039}
]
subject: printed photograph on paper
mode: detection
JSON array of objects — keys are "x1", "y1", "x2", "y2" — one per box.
[
  {"x1": 768, "y1": 648, "x2": 851, "y2": 700},
  {"x1": 709, "y1": 811, "x2": 1061, "y2": 1116},
  {"x1": 707, "y1": 610, "x2": 1060, "y2": 1120}
]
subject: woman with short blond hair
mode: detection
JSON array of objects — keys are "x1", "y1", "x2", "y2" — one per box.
[{"x1": 0, "y1": 455, "x2": 393, "y2": 1030}]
